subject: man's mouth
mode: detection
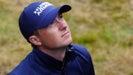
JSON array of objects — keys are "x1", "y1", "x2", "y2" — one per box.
[{"x1": 61, "y1": 31, "x2": 69, "y2": 37}]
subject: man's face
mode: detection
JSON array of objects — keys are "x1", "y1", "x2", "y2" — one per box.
[{"x1": 35, "y1": 14, "x2": 72, "y2": 49}]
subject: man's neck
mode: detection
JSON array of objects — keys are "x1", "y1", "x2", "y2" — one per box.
[{"x1": 38, "y1": 46, "x2": 67, "y2": 61}]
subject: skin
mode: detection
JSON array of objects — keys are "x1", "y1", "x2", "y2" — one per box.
[{"x1": 29, "y1": 14, "x2": 72, "y2": 61}]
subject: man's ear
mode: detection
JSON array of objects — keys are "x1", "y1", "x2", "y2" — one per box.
[{"x1": 29, "y1": 35, "x2": 41, "y2": 46}]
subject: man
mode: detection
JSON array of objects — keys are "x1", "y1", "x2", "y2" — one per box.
[{"x1": 8, "y1": 1, "x2": 95, "y2": 75}]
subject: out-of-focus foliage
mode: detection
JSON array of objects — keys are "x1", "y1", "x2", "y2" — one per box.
[{"x1": 0, "y1": 0, "x2": 132, "y2": 75}]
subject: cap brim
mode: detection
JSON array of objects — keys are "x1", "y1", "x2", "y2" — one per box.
[
  {"x1": 38, "y1": 5, "x2": 71, "y2": 28},
  {"x1": 58, "y1": 5, "x2": 71, "y2": 14}
]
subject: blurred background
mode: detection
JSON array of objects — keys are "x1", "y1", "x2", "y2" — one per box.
[{"x1": 0, "y1": 0, "x2": 133, "y2": 75}]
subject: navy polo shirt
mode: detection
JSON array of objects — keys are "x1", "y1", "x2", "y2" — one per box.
[{"x1": 8, "y1": 44, "x2": 95, "y2": 75}]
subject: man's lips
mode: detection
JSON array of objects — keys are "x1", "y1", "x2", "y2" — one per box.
[{"x1": 61, "y1": 31, "x2": 69, "y2": 37}]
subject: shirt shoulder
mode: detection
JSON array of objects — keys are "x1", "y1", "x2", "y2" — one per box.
[
  {"x1": 8, "y1": 53, "x2": 34, "y2": 75},
  {"x1": 70, "y1": 44, "x2": 95, "y2": 75},
  {"x1": 71, "y1": 44, "x2": 92, "y2": 62}
]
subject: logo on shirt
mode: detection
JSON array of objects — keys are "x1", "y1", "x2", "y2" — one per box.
[{"x1": 34, "y1": 2, "x2": 53, "y2": 16}]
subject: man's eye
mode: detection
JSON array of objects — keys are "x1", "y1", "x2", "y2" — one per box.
[{"x1": 59, "y1": 14, "x2": 63, "y2": 18}]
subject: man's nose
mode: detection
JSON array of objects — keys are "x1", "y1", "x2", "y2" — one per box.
[{"x1": 58, "y1": 21, "x2": 67, "y2": 30}]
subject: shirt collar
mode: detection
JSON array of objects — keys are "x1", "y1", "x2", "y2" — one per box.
[{"x1": 32, "y1": 44, "x2": 76, "y2": 70}]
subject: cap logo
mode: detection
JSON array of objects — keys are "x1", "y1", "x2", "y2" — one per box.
[{"x1": 34, "y1": 2, "x2": 53, "y2": 16}]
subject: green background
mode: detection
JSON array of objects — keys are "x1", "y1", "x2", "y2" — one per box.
[{"x1": 0, "y1": 0, "x2": 133, "y2": 75}]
